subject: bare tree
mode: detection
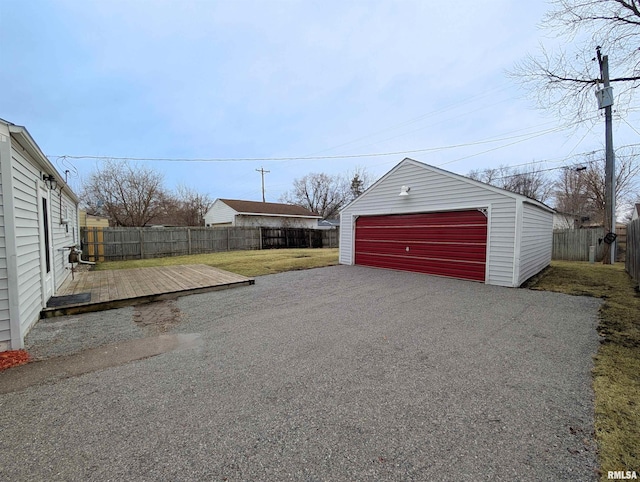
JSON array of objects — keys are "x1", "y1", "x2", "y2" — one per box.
[
  {"x1": 553, "y1": 166, "x2": 592, "y2": 218},
  {"x1": 347, "y1": 166, "x2": 375, "y2": 201},
  {"x1": 512, "y1": 0, "x2": 640, "y2": 120},
  {"x1": 468, "y1": 167, "x2": 500, "y2": 186},
  {"x1": 81, "y1": 160, "x2": 166, "y2": 226},
  {"x1": 554, "y1": 147, "x2": 640, "y2": 223},
  {"x1": 281, "y1": 167, "x2": 375, "y2": 218},
  {"x1": 468, "y1": 164, "x2": 553, "y2": 202},
  {"x1": 174, "y1": 184, "x2": 214, "y2": 226},
  {"x1": 281, "y1": 172, "x2": 346, "y2": 219}
]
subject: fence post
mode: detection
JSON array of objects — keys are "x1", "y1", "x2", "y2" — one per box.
[
  {"x1": 97, "y1": 227, "x2": 104, "y2": 261},
  {"x1": 227, "y1": 227, "x2": 230, "y2": 251},
  {"x1": 139, "y1": 228, "x2": 144, "y2": 259},
  {"x1": 86, "y1": 227, "x2": 94, "y2": 261},
  {"x1": 188, "y1": 228, "x2": 192, "y2": 255}
]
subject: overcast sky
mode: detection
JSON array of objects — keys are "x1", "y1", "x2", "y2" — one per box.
[{"x1": 1, "y1": 0, "x2": 638, "y2": 203}]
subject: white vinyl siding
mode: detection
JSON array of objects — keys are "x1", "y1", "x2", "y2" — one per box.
[
  {"x1": 205, "y1": 200, "x2": 237, "y2": 226},
  {"x1": 518, "y1": 202, "x2": 553, "y2": 285},
  {"x1": 11, "y1": 148, "x2": 42, "y2": 335},
  {"x1": 51, "y1": 190, "x2": 78, "y2": 289},
  {"x1": 0, "y1": 170, "x2": 9, "y2": 347},
  {"x1": 205, "y1": 200, "x2": 320, "y2": 228},
  {"x1": 234, "y1": 214, "x2": 318, "y2": 229},
  {"x1": 340, "y1": 160, "x2": 519, "y2": 287},
  {"x1": 0, "y1": 121, "x2": 81, "y2": 351}
]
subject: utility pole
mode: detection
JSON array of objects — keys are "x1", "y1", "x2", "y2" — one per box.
[
  {"x1": 256, "y1": 167, "x2": 270, "y2": 203},
  {"x1": 596, "y1": 48, "x2": 616, "y2": 264}
]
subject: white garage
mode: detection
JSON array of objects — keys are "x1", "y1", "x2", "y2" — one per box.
[{"x1": 339, "y1": 158, "x2": 553, "y2": 287}]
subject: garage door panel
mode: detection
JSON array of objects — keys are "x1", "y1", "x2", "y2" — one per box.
[
  {"x1": 355, "y1": 210, "x2": 487, "y2": 282},
  {"x1": 355, "y1": 253, "x2": 486, "y2": 282},
  {"x1": 355, "y1": 241, "x2": 486, "y2": 262},
  {"x1": 356, "y1": 226, "x2": 487, "y2": 243},
  {"x1": 357, "y1": 210, "x2": 485, "y2": 227}
]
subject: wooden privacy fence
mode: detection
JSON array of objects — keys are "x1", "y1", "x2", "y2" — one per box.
[
  {"x1": 552, "y1": 227, "x2": 606, "y2": 261},
  {"x1": 626, "y1": 218, "x2": 640, "y2": 289},
  {"x1": 81, "y1": 226, "x2": 339, "y2": 262},
  {"x1": 261, "y1": 228, "x2": 322, "y2": 249},
  {"x1": 553, "y1": 226, "x2": 627, "y2": 262}
]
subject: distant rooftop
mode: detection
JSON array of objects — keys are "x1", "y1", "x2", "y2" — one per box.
[{"x1": 220, "y1": 199, "x2": 320, "y2": 217}]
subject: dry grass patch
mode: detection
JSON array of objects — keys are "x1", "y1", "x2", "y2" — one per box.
[
  {"x1": 94, "y1": 248, "x2": 339, "y2": 277},
  {"x1": 530, "y1": 261, "x2": 640, "y2": 479}
]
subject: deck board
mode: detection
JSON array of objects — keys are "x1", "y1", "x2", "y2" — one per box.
[{"x1": 42, "y1": 264, "x2": 254, "y2": 317}]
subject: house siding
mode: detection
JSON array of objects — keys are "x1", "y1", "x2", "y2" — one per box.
[
  {"x1": 205, "y1": 200, "x2": 320, "y2": 229},
  {"x1": 340, "y1": 160, "x2": 519, "y2": 287},
  {"x1": 51, "y1": 189, "x2": 79, "y2": 289},
  {"x1": 518, "y1": 202, "x2": 553, "y2": 285},
  {"x1": 11, "y1": 147, "x2": 43, "y2": 336},
  {"x1": 205, "y1": 200, "x2": 236, "y2": 226},
  {"x1": 0, "y1": 120, "x2": 81, "y2": 351},
  {"x1": 234, "y1": 215, "x2": 318, "y2": 229},
  {"x1": 0, "y1": 167, "x2": 9, "y2": 349}
]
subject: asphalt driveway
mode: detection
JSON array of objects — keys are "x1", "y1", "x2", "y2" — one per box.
[{"x1": 1, "y1": 265, "x2": 601, "y2": 481}]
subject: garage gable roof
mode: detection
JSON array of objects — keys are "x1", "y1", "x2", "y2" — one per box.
[
  {"x1": 342, "y1": 158, "x2": 554, "y2": 213},
  {"x1": 219, "y1": 199, "x2": 321, "y2": 218}
]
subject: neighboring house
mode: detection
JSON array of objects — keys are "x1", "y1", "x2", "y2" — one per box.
[
  {"x1": 632, "y1": 203, "x2": 640, "y2": 221},
  {"x1": 0, "y1": 119, "x2": 80, "y2": 352},
  {"x1": 553, "y1": 212, "x2": 580, "y2": 229},
  {"x1": 204, "y1": 199, "x2": 321, "y2": 229},
  {"x1": 317, "y1": 219, "x2": 340, "y2": 230},
  {"x1": 340, "y1": 158, "x2": 554, "y2": 287},
  {"x1": 79, "y1": 210, "x2": 110, "y2": 228}
]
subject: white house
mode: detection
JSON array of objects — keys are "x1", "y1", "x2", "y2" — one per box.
[
  {"x1": 340, "y1": 158, "x2": 554, "y2": 287},
  {"x1": 0, "y1": 119, "x2": 80, "y2": 351},
  {"x1": 553, "y1": 212, "x2": 579, "y2": 229},
  {"x1": 204, "y1": 199, "x2": 321, "y2": 229},
  {"x1": 316, "y1": 219, "x2": 340, "y2": 230},
  {"x1": 632, "y1": 203, "x2": 640, "y2": 221}
]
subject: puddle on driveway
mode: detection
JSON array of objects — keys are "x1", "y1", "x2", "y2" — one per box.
[{"x1": 0, "y1": 333, "x2": 201, "y2": 394}]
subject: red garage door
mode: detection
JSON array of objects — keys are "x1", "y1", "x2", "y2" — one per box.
[{"x1": 355, "y1": 210, "x2": 487, "y2": 282}]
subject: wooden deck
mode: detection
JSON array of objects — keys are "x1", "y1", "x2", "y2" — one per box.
[{"x1": 41, "y1": 264, "x2": 254, "y2": 317}]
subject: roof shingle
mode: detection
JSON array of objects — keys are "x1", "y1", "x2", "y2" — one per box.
[{"x1": 220, "y1": 199, "x2": 320, "y2": 217}]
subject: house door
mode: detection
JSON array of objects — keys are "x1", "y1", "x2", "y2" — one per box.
[{"x1": 39, "y1": 188, "x2": 55, "y2": 304}]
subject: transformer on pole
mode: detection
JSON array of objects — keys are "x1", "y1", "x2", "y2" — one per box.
[{"x1": 596, "y1": 48, "x2": 616, "y2": 264}]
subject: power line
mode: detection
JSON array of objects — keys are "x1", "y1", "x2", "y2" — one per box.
[
  {"x1": 48, "y1": 119, "x2": 595, "y2": 164},
  {"x1": 472, "y1": 143, "x2": 640, "y2": 181},
  {"x1": 303, "y1": 84, "x2": 514, "y2": 157},
  {"x1": 435, "y1": 121, "x2": 591, "y2": 167}
]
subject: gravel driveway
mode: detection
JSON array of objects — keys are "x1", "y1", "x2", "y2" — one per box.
[{"x1": 1, "y1": 265, "x2": 601, "y2": 481}]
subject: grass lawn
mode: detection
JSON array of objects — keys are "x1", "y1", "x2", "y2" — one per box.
[
  {"x1": 93, "y1": 248, "x2": 339, "y2": 277},
  {"x1": 529, "y1": 261, "x2": 639, "y2": 480}
]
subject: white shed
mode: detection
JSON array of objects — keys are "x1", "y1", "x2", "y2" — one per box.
[
  {"x1": 204, "y1": 199, "x2": 321, "y2": 229},
  {"x1": 340, "y1": 158, "x2": 553, "y2": 287},
  {"x1": 0, "y1": 119, "x2": 80, "y2": 351}
]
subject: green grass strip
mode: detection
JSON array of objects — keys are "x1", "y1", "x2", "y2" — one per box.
[{"x1": 531, "y1": 261, "x2": 639, "y2": 480}]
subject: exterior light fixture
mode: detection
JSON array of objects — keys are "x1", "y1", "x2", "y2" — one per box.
[
  {"x1": 399, "y1": 185, "x2": 411, "y2": 197},
  {"x1": 43, "y1": 174, "x2": 58, "y2": 191}
]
